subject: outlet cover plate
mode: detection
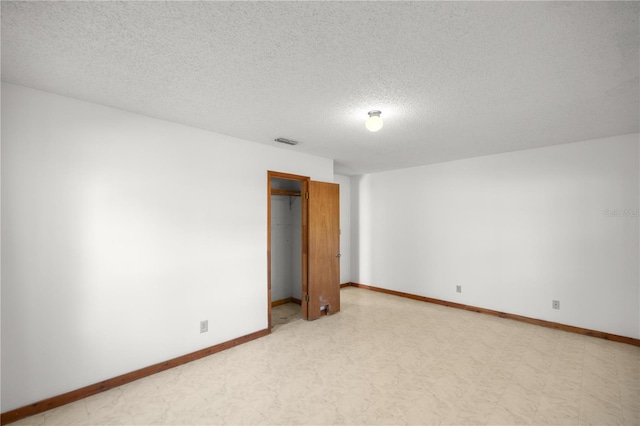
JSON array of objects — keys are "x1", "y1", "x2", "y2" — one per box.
[
  {"x1": 200, "y1": 320, "x2": 208, "y2": 333},
  {"x1": 456, "y1": 285, "x2": 462, "y2": 293},
  {"x1": 552, "y1": 300, "x2": 560, "y2": 310}
]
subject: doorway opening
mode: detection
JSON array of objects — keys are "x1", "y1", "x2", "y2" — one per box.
[{"x1": 267, "y1": 171, "x2": 309, "y2": 329}]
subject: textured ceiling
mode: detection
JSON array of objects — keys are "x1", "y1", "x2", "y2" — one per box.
[{"x1": 2, "y1": 1, "x2": 638, "y2": 175}]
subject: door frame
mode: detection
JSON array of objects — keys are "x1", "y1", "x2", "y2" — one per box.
[{"x1": 267, "y1": 171, "x2": 310, "y2": 329}]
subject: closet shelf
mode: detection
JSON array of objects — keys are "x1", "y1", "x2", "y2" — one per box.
[{"x1": 271, "y1": 188, "x2": 301, "y2": 197}]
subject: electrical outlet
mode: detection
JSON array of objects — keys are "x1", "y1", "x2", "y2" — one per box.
[
  {"x1": 200, "y1": 320, "x2": 208, "y2": 333},
  {"x1": 552, "y1": 300, "x2": 560, "y2": 310},
  {"x1": 456, "y1": 285, "x2": 462, "y2": 293}
]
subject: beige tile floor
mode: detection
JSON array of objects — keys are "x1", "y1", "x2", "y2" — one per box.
[{"x1": 10, "y1": 287, "x2": 640, "y2": 425}]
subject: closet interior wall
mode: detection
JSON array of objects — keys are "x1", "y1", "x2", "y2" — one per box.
[{"x1": 270, "y1": 178, "x2": 302, "y2": 303}]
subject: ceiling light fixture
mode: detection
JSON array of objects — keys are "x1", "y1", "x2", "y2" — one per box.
[{"x1": 365, "y1": 110, "x2": 383, "y2": 132}]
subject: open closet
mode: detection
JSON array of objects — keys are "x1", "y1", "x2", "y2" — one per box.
[
  {"x1": 268, "y1": 171, "x2": 340, "y2": 328},
  {"x1": 270, "y1": 177, "x2": 303, "y2": 316}
]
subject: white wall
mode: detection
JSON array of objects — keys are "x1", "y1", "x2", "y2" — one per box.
[
  {"x1": 270, "y1": 196, "x2": 293, "y2": 301},
  {"x1": 1, "y1": 83, "x2": 334, "y2": 411},
  {"x1": 270, "y1": 194, "x2": 302, "y2": 301},
  {"x1": 351, "y1": 134, "x2": 640, "y2": 339},
  {"x1": 290, "y1": 196, "x2": 302, "y2": 300},
  {"x1": 334, "y1": 174, "x2": 351, "y2": 284}
]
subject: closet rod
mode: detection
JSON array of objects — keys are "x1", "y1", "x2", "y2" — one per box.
[{"x1": 271, "y1": 188, "x2": 301, "y2": 197}]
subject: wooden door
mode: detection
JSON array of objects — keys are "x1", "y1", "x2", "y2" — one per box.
[{"x1": 306, "y1": 181, "x2": 340, "y2": 320}]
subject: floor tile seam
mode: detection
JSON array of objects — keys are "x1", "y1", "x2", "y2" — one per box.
[
  {"x1": 529, "y1": 332, "x2": 568, "y2": 423},
  {"x1": 469, "y1": 393, "x2": 502, "y2": 425},
  {"x1": 613, "y1": 344, "x2": 628, "y2": 420},
  {"x1": 120, "y1": 379, "x2": 175, "y2": 423},
  {"x1": 85, "y1": 389, "x2": 133, "y2": 421},
  {"x1": 130, "y1": 404, "x2": 174, "y2": 426},
  {"x1": 484, "y1": 355, "x2": 522, "y2": 424},
  {"x1": 528, "y1": 380, "x2": 553, "y2": 425},
  {"x1": 577, "y1": 335, "x2": 588, "y2": 425},
  {"x1": 514, "y1": 330, "x2": 560, "y2": 424},
  {"x1": 43, "y1": 397, "x2": 90, "y2": 424}
]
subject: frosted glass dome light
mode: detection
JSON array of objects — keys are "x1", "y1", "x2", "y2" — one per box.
[{"x1": 365, "y1": 110, "x2": 383, "y2": 132}]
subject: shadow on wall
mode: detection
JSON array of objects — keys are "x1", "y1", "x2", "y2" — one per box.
[{"x1": 350, "y1": 175, "x2": 362, "y2": 284}]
